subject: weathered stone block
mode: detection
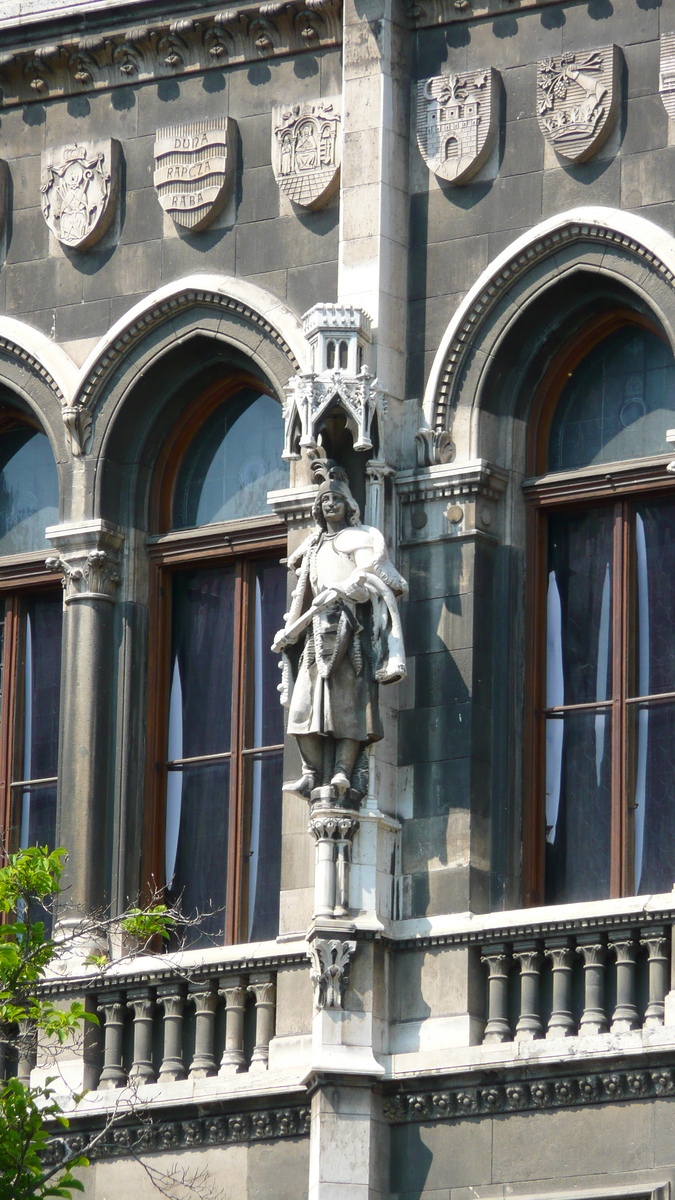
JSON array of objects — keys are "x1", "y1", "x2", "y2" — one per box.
[{"x1": 390, "y1": 1118, "x2": 492, "y2": 1193}]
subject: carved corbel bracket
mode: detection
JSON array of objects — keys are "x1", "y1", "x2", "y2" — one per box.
[
  {"x1": 307, "y1": 937, "x2": 356, "y2": 1010},
  {"x1": 45, "y1": 520, "x2": 124, "y2": 603}
]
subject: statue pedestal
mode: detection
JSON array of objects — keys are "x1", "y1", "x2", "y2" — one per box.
[{"x1": 308, "y1": 794, "x2": 360, "y2": 920}]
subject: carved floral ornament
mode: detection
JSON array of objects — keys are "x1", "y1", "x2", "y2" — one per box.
[
  {"x1": 0, "y1": 1, "x2": 342, "y2": 109},
  {"x1": 536, "y1": 45, "x2": 620, "y2": 162},
  {"x1": 307, "y1": 938, "x2": 356, "y2": 1009}
]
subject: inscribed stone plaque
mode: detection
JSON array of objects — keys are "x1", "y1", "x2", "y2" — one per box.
[
  {"x1": 416, "y1": 69, "x2": 498, "y2": 185},
  {"x1": 272, "y1": 97, "x2": 341, "y2": 209},
  {"x1": 153, "y1": 117, "x2": 235, "y2": 232},
  {"x1": 40, "y1": 140, "x2": 120, "y2": 250},
  {"x1": 536, "y1": 45, "x2": 620, "y2": 163}
]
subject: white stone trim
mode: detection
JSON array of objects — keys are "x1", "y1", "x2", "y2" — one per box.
[{"x1": 423, "y1": 206, "x2": 675, "y2": 433}]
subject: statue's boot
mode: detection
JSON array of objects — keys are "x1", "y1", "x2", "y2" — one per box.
[
  {"x1": 331, "y1": 738, "x2": 360, "y2": 796},
  {"x1": 283, "y1": 773, "x2": 318, "y2": 798}
]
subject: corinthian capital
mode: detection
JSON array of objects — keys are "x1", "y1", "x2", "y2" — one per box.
[{"x1": 45, "y1": 520, "x2": 124, "y2": 603}]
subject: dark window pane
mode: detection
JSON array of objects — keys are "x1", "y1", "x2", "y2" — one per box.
[
  {"x1": 18, "y1": 784, "x2": 57, "y2": 854},
  {"x1": 545, "y1": 710, "x2": 612, "y2": 904},
  {"x1": 165, "y1": 761, "x2": 230, "y2": 945},
  {"x1": 631, "y1": 702, "x2": 675, "y2": 894},
  {"x1": 0, "y1": 428, "x2": 59, "y2": 554},
  {"x1": 246, "y1": 752, "x2": 282, "y2": 942},
  {"x1": 248, "y1": 560, "x2": 287, "y2": 749},
  {"x1": 170, "y1": 568, "x2": 236, "y2": 759},
  {"x1": 547, "y1": 508, "x2": 614, "y2": 707},
  {"x1": 172, "y1": 390, "x2": 289, "y2": 529},
  {"x1": 548, "y1": 328, "x2": 675, "y2": 471},
  {"x1": 18, "y1": 593, "x2": 62, "y2": 782},
  {"x1": 633, "y1": 500, "x2": 675, "y2": 698}
]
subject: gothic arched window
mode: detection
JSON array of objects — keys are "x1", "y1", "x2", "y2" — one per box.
[
  {"x1": 0, "y1": 419, "x2": 61, "y2": 882},
  {"x1": 525, "y1": 321, "x2": 675, "y2": 905},
  {"x1": 145, "y1": 379, "x2": 289, "y2": 946}
]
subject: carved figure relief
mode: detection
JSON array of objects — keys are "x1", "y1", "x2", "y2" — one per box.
[
  {"x1": 660, "y1": 34, "x2": 675, "y2": 120},
  {"x1": 154, "y1": 118, "x2": 235, "y2": 231},
  {"x1": 416, "y1": 69, "x2": 498, "y2": 184},
  {"x1": 536, "y1": 45, "x2": 620, "y2": 162},
  {"x1": 272, "y1": 459, "x2": 407, "y2": 804},
  {"x1": 272, "y1": 97, "x2": 341, "y2": 209},
  {"x1": 40, "y1": 140, "x2": 120, "y2": 249}
]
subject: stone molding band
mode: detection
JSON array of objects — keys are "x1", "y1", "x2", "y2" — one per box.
[
  {"x1": 431, "y1": 218, "x2": 675, "y2": 433},
  {"x1": 42, "y1": 1103, "x2": 311, "y2": 1166},
  {"x1": 0, "y1": 0, "x2": 342, "y2": 110},
  {"x1": 383, "y1": 1060, "x2": 675, "y2": 1125}
]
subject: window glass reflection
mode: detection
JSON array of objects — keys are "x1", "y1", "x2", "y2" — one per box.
[
  {"x1": 544, "y1": 710, "x2": 612, "y2": 904},
  {"x1": 548, "y1": 328, "x2": 675, "y2": 472},
  {"x1": 547, "y1": 509, "x2": 614, "y2": 706},
  {"x1": 0, "y1": 427, "x2": 59, "y2": 554},
  {"x1": 172, "y1": 390, "x2": 289, "y2": 529}
]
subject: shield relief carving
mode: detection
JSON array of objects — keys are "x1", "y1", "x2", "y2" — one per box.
[
  {"x1": 40, "y1": 140, "x2": 120, "y2": 250},
  {"x1": 153, "y1": 117, "x2": 236, "y2": 232},
  {"x1": 536, "y1": 45, "x2": 620, "y2": 162},
  {"x1": 660, "y1": 33, "x2": 675, "y2": 120},
  {"x1": 416, "y1": 69, "x2": 499, "y2": 185},
  {"x1": 272, "y1": 97, "x2": 341, "y2": 209}
]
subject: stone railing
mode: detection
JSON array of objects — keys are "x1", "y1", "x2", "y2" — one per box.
[
  {"x1": 481, "y1": 915, "x2": 670, "y2": 1044},
  {"x1": 4, "y1": 940, "x2": 310, "y2": 1093}
]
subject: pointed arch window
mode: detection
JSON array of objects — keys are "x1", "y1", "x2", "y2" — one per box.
[
  {"x1": 145, "y1": 379, "x2": 289, "y2": 946},
  {"x1": 525, "y1": 320, "x2": 675, "y2": 905}
]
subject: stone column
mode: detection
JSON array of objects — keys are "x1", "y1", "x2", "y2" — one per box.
[
  {"x1": 310, "y1": 815, "x2": 338, "y2": 921},
  {"x1": 46, "y1": 520, "x2": 124, "y2": 930},
  {"x1": 514, "y1": 942, "x2": 543, "y2": 1041},
  {"x1": 610, "y1": 934, "x2": 639, "y2": 1034},
  {"x1": 127, "y1": 987, "x2": 156, "y2": 1083},
  {"x1": 218, "y1": 976, "x2": 247, "y2": 1076},
  {"x1": 248, "y1": 973, "x2": 276, "y2": 1074},
  {"x1": 545, "y1": 937, "x2": 575, "y2": 1039},
  {"x1": 577, "y1": 937, "x2": 608, "y2": 1036},
  {"x1": 642, "y1": 927, "x2": 669, "y2": 1030},
  {"x1": 16, "y1": 1018, "x2": 37, "y2": 1086},
  {"x1": 157, "y1": 982, "x2": 187, "y2": 1082},
  {"x1": 97, "y1": 992, "x2": 127, "y2": 1090},
  {"x1": 188, "y1": 982, "x2": 219, "y2": 1078},
  {"x1": 308, "y1": 1083, "x2": 388, "y2": 1200},
  {"x1": 481, "y1": 943, "x2": 512, "y2": 1044}
]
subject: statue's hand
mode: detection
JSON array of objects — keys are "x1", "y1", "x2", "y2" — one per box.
[{"x1": 340, "y1": 570, "x2": 370, "y2": 604}]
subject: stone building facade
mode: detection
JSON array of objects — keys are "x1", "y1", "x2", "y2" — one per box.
[{"x1": 2, "y1": 0, "x2": 675, "y2": 1197}]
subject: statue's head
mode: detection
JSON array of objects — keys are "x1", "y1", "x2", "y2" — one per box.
[{"x1": 311, "y1": 459, "x2": 360, "y2": 529}]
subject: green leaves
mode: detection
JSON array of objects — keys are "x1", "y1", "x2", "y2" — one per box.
[
  {"x1": 120, "y1": 903, "x2": 173, "y2": 942},
  {"x1": 0, "y1": 1078, "x2": 87, "y2": 1200}
]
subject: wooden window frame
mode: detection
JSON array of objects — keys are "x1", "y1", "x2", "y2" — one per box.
[
  {"x1": 523, "y1": 315, "x2": 675, "y2": 906},
  {"x1": 143, "y1": 373, "x2": 288, "y2": 944},
  {"x1": 0, "y1": 560, "x2": 63, "y2": 857}
]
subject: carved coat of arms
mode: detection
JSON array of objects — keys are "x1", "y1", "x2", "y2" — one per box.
[
  {"x1": 416, "y1": 69, "x2": 498, "y2": 185},
  {"x1": 153, "y1": 117, "x2": 235, "y2": 232},
  {"x1": 40, "y1": 140, "x2": 120, "y2": 250},
  {"x1": 660, "y1": 33, "x2": 675, "y2": 120},
  {"x1": 536, "y1": 45, "x2": 620, "y2": 162},
  {"x1": 272, "y1": 97, "x2": 341, "y2": 209}
]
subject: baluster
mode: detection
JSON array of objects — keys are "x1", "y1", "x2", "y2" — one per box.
[
  {"x1": 642, "y1": 926, "x2": 669, "y2": 1030},
  {"x1": 219, "y1": 975, "x2": 247, "y2": 1076},
  {"x1": 97, "y1": 991, "x2": 127, "y2": 1090},
  {"x1": 188, "y1": 981, "x2": 218, "y2": 1079},
  {"x1": 157, "y1": 982, "x2": 187, "y2": 1082},
  {"x1": 481, "y1": 943, "x2": 512, "y2": 1044},
  {"x1": 545, "y1": 936, "x2": 575, "y2": 1038},
  {"x1": 577, "y1": 937, "x2": 607, "y2": 1035},
  {"x1": 248, "y1": 973, "x2": 276, "y2": 1073},
  {"x1": 610, "y1": 932, "x2": 639, "y2": 1033},
  {"x1": 16, "y1": 1018, "x2": 37, "y2": 1086},
  {"x1": 128, "y1": 986, "x2": 156, "y2": 1083},
  {"x1": 514, "y1": 941, "x2": 543, "y2": 1041}
]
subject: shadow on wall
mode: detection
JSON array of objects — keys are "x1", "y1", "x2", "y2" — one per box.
[{"x1": 390, "y1": 1122, "x2": 434, "y2": 1200}]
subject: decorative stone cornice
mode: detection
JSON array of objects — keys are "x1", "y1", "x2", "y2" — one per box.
[
  {"x1": 405, "y1": 0, "x2": 599, "y2": 29},
  {"x1": 45, "y1": 520, "x2": 124, "y2": 603},
  {"x1": 383, "y1": 1058, "x2": 675, "y2": 1125},
  {"x1": 395, "y1": 460, "x2": 509, "y2": 506},
  {"x1": 42, "y1": 1102, "x2": 310, "y2": 1166},
  {"x1": 0, "y1": 0, "x2": 342, "y2": 109},
  {"x1": 266, "y1": 483, "x2": 317, "y2": 526}
]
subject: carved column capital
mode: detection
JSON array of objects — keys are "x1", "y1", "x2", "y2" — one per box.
[
  {"x1": 45, "y1": 520, "x2": 124, "y2": 603},
  {"x1": 307, "y1": 937, "x2": 356, "y2": 1010}
]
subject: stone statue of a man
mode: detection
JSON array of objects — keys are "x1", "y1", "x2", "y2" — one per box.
[{"x1": 272, "y1": 459, "x2": 407, "y2": 802}]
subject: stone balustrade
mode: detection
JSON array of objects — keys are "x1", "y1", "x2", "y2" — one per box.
[{"x1": 481, "y1": 922, "x2": 670, "y2": 1044}]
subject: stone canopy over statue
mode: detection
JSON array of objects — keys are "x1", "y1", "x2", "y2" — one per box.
[{"x1": 272, "y1": 459, "x2": 407, "y2": 804}]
